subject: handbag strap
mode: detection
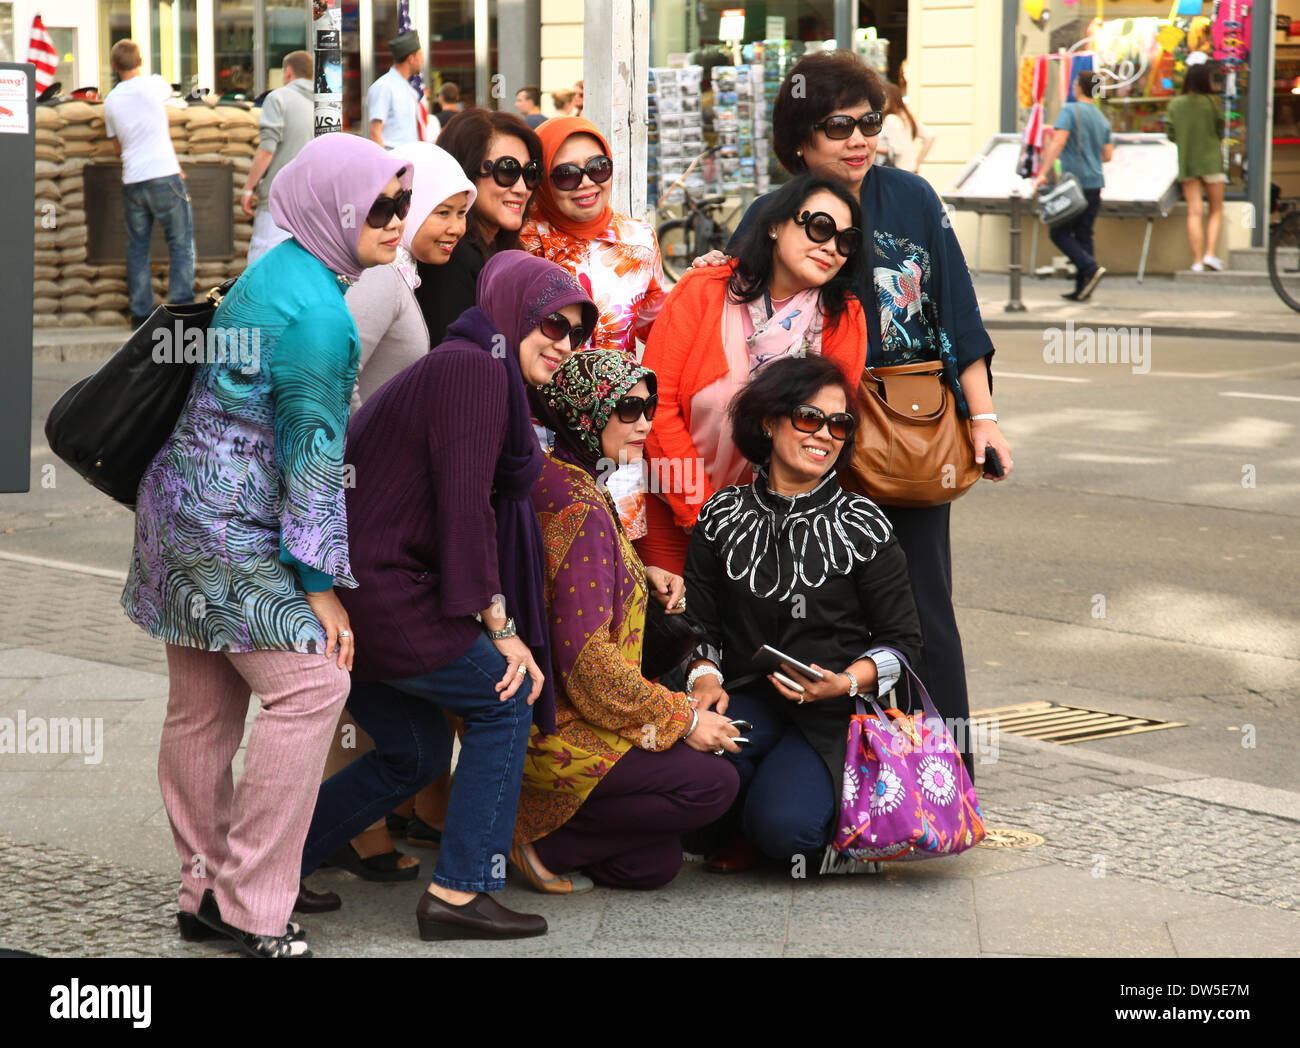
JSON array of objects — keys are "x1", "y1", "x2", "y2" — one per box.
[{"x1": 864, "y1": 646, "x2": 944, "y2": 726}]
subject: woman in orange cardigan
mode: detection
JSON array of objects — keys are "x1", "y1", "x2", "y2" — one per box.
[{"x1": 636, "y1": 174, "x2": 869, "y2": 576}]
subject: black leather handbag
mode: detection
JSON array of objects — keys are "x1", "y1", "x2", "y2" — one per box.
[
  {"x1": 641, "y1": 597, "x2": 708, "y2": 681},
  {"x1": 44, "y1": 279, "x2": 237, "y2": 509}
]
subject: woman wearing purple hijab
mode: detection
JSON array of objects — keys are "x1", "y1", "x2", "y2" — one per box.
[
  {"x1": 299, "y1": 252, "x2": 598, "y2": 942},
  {"x1": 121, "y1": 133, "x2": 413, "y2": 958}
]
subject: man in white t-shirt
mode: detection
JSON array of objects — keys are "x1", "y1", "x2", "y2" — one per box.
[
  {"x1": 366, "y1": 31, "x2": 437, "y2": 149},
  {"x1": 104, "y1": 39, "x2": 195, "y2": 325}
]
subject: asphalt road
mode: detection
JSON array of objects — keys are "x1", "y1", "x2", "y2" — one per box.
[{"x1": 3, "y1": 330, "x2": 1298, "y2": 790}]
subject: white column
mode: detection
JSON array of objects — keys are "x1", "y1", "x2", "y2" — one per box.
[
  {"x1": 131, "y1": 0, "x2": 151, "y2": 73},
  {"x1": 582, "y1": 0, "x2": 647, "y2": 219},
  {"x1": 196, "y1": 0, "x2": 214, "y2": 95}
]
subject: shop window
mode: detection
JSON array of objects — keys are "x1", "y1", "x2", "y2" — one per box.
[
  {"x1": 98, "y1": 0, "x2": 133, "y2": 92},
  {"x1": 214, "y1": 0, "x2": 255, "y2": 95},
  {"x1": 0, "y1": 4, "x2": 14, "y2": 64},
  {"x1": 150, "y1": 0, "x2": 199, "y2": 91},
  {"x1": 265, "y1": 0, "x2": 309, "y2": 90}
]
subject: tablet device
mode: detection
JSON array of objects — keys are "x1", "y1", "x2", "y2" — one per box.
[{"x1": 752, "y1": 644, "x2": 825, "y2": 682}]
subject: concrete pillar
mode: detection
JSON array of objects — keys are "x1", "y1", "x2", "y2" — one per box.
[
  {"x1": 582, "y1": 0, "x2": 647, "y2": 218},
  {"x1": 498, "y1": 0, "x2": 541, "y2": 105}
]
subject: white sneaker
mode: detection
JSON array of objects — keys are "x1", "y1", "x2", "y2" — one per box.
[
  {"x1": 1191, "y1": 262, "x2": 1205, "y2": 272},
  {"x1": 1203, "y1": 254, "x2": 1224, "y2": 271}
]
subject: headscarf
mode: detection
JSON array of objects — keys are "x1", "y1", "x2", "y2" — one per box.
[
  {"x1": 270, "y1": 133, "x2": 413, "y2": 282},
  {"x1": 388, "y1": 141, "x2": 477, "y2": 257},
  {"x1": 531, "y1": 117, "x2": 615, "y2": 239},
  {"x1": 543, "y1": 350, "x2": 656, "y2": 475},
  {"x1": 443, "y1": 252, "x2": 598, "y2": 733}
]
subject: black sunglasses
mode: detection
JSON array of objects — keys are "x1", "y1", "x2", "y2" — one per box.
[
  {"x1": 812, "y1": 111, "x2": 884, "y2": 140},
  {"x1": 550, "y1": 155, "x2": 614, "y2": 192},
  {"x1": 478, "y1": 156, "x2": 542, "y2": 190},
  {"x1": 789, "y1": 403, "x2": 856, "y2": 441},
  {"x1": 539, "y1": 312, "x2": 589, "y2": 350},
  {"x1": 365, "y1": 188, "x2": 412, "y2": 229},
  {"x1": 613, "y1": 393, "x2": 658, "y2": 424},
  {"x1": 794, "y1": 210, "x2": 861, "y2": 257}
]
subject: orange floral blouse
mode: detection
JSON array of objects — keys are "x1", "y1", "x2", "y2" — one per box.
[
  {"x1": 519, "y1": 212, "x2": 668, "y2": 357},
  {"x1": 513, "y1": 449, "x2": 693, "y2": 846}
]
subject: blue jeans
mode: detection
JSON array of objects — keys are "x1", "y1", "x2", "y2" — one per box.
[
  {"x1": 300, "y1": 634, "x2": 532, "y2": 893},
  {"x1": 122, "y1": 173, "x2": 196, "y2": 317},
  {"x1": 1049, "y1": 186, "x2": 1103, "y2": 292},
  {"x1": 720, "y1": 689, "x2": 837, "y2": 865}
]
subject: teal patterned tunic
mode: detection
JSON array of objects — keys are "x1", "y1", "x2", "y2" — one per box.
[{"x1": 121, "y1": 239, "x2": 360, "y2": 653}]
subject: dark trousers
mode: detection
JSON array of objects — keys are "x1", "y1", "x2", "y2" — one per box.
[
  {"x1": 881, "y1": 502, "x2": 975, "y2": 781},
  {"x1": 1049, "y1": 187, "x2": 1103, "y2": 292},
  {"x1": 717, "y1": 689, "x2": 838, "y2": 867},
  {"x1": 533, "y1": 744, "x2": 738, "y2": 889},
  {"x1": 300, "y1": 634, "x2": 532, "y2": 893}
]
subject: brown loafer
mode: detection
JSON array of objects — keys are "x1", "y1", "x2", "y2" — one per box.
[
  {"x1": 294, "y1": 880, "x2": 342, "y2": 914},
  {"x1": 415, "y1": 889, "x2": 547, "y2": 941},
  {"x1": 704, "y1": 836, "x2": 760, "y2": 874}
]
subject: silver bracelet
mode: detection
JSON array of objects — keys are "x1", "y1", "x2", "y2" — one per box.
[
  {"x1": 685, "y1": 664, "x2": 724, "y2": 695},
  {"x1": 683, "y1": 707, "x2": 700, "y2": 739},
  {"x1": 970, "y1": 413, "x2": 998, "y2": 423}
]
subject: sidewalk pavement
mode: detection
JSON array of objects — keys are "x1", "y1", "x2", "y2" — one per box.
[
  {"x1": 972, "y1": 273, "x2": 1298, "y2": 342},
  {"x1": 29, "y1": 272, "x2": 1297, "y2": 369},
  {"x1": 2, "y1": 554, "x2": 1297, "y2": 958}
]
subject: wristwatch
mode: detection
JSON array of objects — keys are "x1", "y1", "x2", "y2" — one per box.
[
  {"x1": 970, "y1": 413, "x2": 999, "y2": 423},
  {"x1": 486, "y1": 617, "x2": 517, "y2": 640}
]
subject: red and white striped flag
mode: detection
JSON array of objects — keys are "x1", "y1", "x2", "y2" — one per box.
[{"x1": 27, "y1": 14, "x2": 58, "y2": 94}]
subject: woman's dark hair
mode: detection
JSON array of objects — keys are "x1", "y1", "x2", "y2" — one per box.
[
  {"x1": 883, "y1": 80, "x2": 916, "y2": 139},
  {"x1": 436, "y1": 108, "x2": 542, "y2": 256},
  {"x1": 772, "y1": 50, "x2": 887, "y2": 175},
  {"x1": 729, "y1": 355, "x2": 858, "y2": 472},
  {"x1": 727, "y1": 173, "x2": 864, "y2": 332},
  {"x1": 1182, "y1": 63, "x2": 1214, "y2": 95}
]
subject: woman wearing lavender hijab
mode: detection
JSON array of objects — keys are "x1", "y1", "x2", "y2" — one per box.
[{"x1": 121, "y1": 134, "x2": 413, "y2": 958}]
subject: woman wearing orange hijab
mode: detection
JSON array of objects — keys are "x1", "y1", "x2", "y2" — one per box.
[{"x1": 520, "y1": 117, "x2": 668, "y2": 542}]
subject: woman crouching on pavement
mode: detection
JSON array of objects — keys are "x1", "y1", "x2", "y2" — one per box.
[
  {"x1": 509, "y1": 350, "x2": 740, "y2": 894},
  {"x1": 297, "y1": 253, "x2": 597, "y2": 941},
  {"x1": 682, "y1": 355, "x2": 923, "y2": 874}
]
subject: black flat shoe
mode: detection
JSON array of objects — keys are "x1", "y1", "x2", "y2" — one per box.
[
  {"x1": 403, "y1": 815, "x2": 443, "y2": 849},
  {"x1": 194, "y1": 891, "x2": 312, "y2": 957},
  {"x1": 178, "y1": 909, "x2": 307, "y2": 942},
  {"x1": 415, "y1": 890, "x2": 547, "y2": 941},
  {"x1": 326, "y1": 842, "x2": 420, "y2": 882},
  {"x1": 385, "y1": 812, "x2": 412, "y2": 838},
  {"x1": 294, "y1": 880, "x2": 342, "y2": 914}
]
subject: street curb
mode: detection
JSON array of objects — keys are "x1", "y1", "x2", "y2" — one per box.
[{"x1": 980, "y1": 318, "x2": 1298, "y2": 342}]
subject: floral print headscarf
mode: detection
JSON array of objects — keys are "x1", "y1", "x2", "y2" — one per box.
[{"x1": 542, "y1": 350, "x2": 656, "y2": 473}]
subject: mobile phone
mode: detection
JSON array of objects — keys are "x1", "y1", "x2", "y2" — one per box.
[
  {"x1": 753, "y1": 644, "x2": 824, "y2": 682},
  {"x1": 727, "y1": 719, "x2": 754, "y2": 731},
  {"x1": 771, "y1": 671, "x2": 805, "y2": 692},
  {"x1": 982, "y1": 445, "x2": 1005, "y2": 478}
]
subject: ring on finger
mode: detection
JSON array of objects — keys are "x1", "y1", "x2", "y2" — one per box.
[
  {"x1": 516, "y1": 664, "x2": 527, "y2": 676},
  {"x1": 339, "y1": 630, "x2": 352, "y2": 639}
]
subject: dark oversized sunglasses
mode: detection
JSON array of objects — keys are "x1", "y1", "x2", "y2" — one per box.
[
  {"x1": 812, "y1": 111, "x2": 883, "y2": 140},
  {"x1": 613, "y1": 393, "x2": 658, "y2": 424},
  {"x1": 550, "y1": 155, "x2": 614, "y2": 192},
  {"x1": 365, "y1": 188, "x2": 412, "y2": 229},
  {"x1": 794, "y1": 210, "x2": 861, "y2": 257},
  {"x1": 478, "y1": 156, "x2": 542, "y2": 190},
  {"x1": 539, "y1": 312, "x2": 589, "y2": 350},
  {"x1": 789, "y1": 403, "x2": 855, "y2": 441}
]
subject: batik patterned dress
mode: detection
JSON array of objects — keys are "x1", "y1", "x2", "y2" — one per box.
[
  {"x1": 121, "y1": 239, "x2": 359, "y2": 653},
  {"x1": 514, "y1": 449, "x2": 693, "y2": 845}
]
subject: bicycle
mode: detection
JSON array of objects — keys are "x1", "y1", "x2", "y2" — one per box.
[
  {"x1": 1267, "y1": 207, "x2": 1300, "y2": 313},
  {"x1": 655, "y1": 147, "x2": 735, "y2": 283}
]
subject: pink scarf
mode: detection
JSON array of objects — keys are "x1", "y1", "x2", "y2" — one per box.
[{"x1": 727, "y1": 287, "x2": 825, "y2": 374}]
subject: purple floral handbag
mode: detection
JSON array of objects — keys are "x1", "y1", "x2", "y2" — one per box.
[{"x1": 833, "y1": 648, "x2": 985, "y2": 862}]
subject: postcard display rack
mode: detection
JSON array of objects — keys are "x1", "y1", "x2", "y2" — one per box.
[{"x1": 648, "y1": 66, "x2": 708, "y2": 205}]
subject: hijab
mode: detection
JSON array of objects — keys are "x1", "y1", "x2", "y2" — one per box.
[
  {"x1": 270, "y1": 134, "x2": 413, "y2": 282},
  {"x1": 388, "y1": 141, "x2": 477, "y2": 289},
  {"x1": 531, "y1": 117, "x2": 615, "y2": 240},
  {"x1": 542, "y1": 350, "x2": 656, "y2": 476},
  {"x1": 442, "y1": 251, "x2": 598, "y2": 733}
]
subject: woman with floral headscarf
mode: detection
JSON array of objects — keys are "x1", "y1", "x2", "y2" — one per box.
[
  {"x1": 507, "y1": 351, "x2": 740, "y2": 895},
  {"x1": 298, "y1": 253, "x2": 598, "y2": 941},
  {"x1": 121, "y1": 133, "x2": 412, "y2": 958}
]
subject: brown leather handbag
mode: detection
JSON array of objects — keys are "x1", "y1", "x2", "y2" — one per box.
[{"x1": 841, "y1": 360, "x2": 981, "y2": 509}]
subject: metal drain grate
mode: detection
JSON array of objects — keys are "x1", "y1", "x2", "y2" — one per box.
[
  {"x1": 970, "y1": 701, "x2": 1184, "y2": 745},
  {"x1": 979, "y1": 828, "x2": 1045, "y2": 849}
]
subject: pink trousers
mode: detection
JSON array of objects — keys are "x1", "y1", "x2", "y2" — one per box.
[{"x1": 159, "y1": 644, "x2": 350, "y2": 936}]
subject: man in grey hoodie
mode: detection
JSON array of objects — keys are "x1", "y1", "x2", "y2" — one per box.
[{"x1": 242, "y1": 51, "x2": 316, "y2": 263}]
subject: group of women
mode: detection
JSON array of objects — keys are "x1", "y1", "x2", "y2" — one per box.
[{"x1": 122, "y1": 51, "x2": 1012, "y2": 959}]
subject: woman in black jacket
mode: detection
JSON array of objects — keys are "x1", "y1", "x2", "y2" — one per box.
[{"x1": 683, "y1": 355, "x2": 923, "y2": 873}]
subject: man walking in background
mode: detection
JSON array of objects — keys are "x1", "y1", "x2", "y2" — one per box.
[
  {"x1": 367, "y1": 31, "x2": 435, "y2": 149},
  {"x1": 514, "y1": 86, "x2": 547, "y2": 129},
  {"x1": 104, "y1": 39, "x2": 195, "y2": 326},
  {"x1": 1036, "y1": 69, "x2": 1113, "y2": 301},
  {"x1": 241, "y1": 50, "x2": 315, "y2": 264}
]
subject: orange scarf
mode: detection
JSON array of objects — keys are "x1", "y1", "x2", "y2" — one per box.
[{"x1": 533, "y1": 117, "x2": 615, "y2": 240}]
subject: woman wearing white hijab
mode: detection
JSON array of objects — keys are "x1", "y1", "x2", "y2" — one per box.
[
  {"x1": 346, "y1": 142, "x2": 478, "y2": 410},
  {"x1": 304, "y1": 143, "x2": 479, "y2": 896}
]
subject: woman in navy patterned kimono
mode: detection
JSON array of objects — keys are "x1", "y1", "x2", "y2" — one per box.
[{"x1": 121, "y1": 134, "x2": 413, "y2": 958}]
